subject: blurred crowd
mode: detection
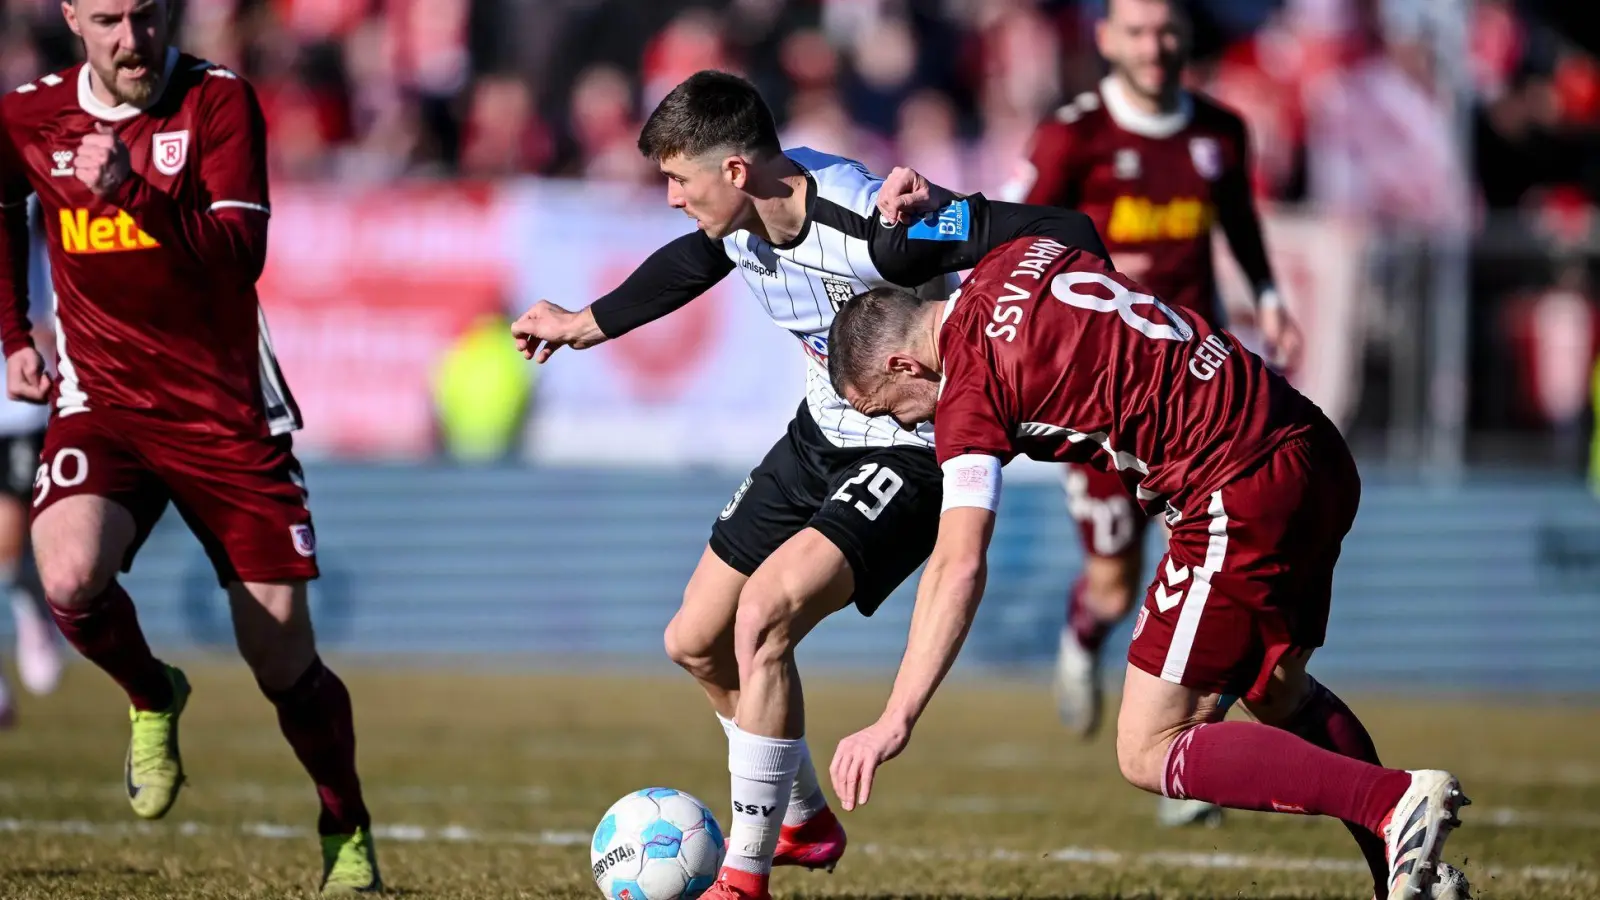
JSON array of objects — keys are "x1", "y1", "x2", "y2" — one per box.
[{"x1": 2, "y1": 0, "x2": 1596, "y2": 229}]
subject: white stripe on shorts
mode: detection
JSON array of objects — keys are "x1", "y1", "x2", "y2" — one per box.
[{"x1": 1161, "y1": 490, "x2": 1229, "y2": 684}]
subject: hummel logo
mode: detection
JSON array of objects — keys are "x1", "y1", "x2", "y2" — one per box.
[
  {"x1": 1165, "y1": 559, "x2": 1189, "y2": 585},
  {"x1": 50, "y1": 150, "x2": 73, "y2": 177}
]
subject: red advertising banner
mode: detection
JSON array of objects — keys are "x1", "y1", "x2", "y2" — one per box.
[{"x1": 257, "y1": 184, "x2": 513, "y2": 458}]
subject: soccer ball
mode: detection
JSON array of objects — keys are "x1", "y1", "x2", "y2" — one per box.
[{"x1": 591, "y1": 787, "x2": 725, "y2": 900}]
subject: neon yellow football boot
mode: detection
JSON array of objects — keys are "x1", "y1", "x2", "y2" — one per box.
[
  {"x1": 125, "y1": 664, "x2": 190, "y2": 820},
  {"x1": 320, "y1": 826, "x2": 383, "y2": 895}
]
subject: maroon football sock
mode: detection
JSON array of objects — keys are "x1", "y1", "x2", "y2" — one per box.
[
  {"x1": 48, "y1": 582, "x2": 173, "y2": 711},
  {"x1": 1163, "y1": 721, "x2": 1411, "y2": 836},
  {"x1": 1066, "y1": 580, "x2": 1116, "y2": 653},
  {"x1": 1282, "y1": 678, "x2": 1391, "y2": 896},
  {"x1": 261, "y1": 657, "x2": 371, "y2": 835}
]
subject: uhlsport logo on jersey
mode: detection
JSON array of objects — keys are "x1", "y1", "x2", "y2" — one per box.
[
  {"x1": 289, "y1": 523, "x2": 317, "y2": 557},
  {"x1": 60, "y1": 209, "x2": 159, "y2": 253},
  {"x1": 720, "y1": 476, "x2": 754, "y2": 521},
  {"x1": 907, "y1": 199, "x2": 970, "y2": 241},
  {"x1": 152, "y1": 130, "x2": 190, "y2": 176}
]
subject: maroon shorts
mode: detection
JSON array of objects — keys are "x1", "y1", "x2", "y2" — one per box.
[
  {"x1": 1125, "y1": 422, "x2": 1360, "y2": 703},
  {"x1": 1062, "y1": 462, "x2": 1150, "y2": 558},
  {"x1": 31, "y1": 409, "x2": 319, "y2": 586}
]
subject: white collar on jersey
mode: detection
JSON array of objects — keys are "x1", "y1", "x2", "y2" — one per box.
[
  {"x1": 78, "y1": 47, "x2": 180, "y2": 123},
  {"x1": 1099, "y1": 75, "x2": 1192, "y2": 139}
]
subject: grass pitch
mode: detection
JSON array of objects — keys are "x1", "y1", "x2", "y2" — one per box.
[{"x1": 1, "y1": 660, "x2": 1597, "y2": 899}]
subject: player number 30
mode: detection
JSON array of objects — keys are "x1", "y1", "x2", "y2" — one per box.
[
  {"x1": 831, "y1": 462, "x2": 903, "y2": 521},
  {"x1": 32, "y1": 447, "x2": 89, "y2": 508}
]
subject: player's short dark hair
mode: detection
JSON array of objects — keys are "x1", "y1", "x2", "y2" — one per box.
[
  {"x1": 828, "y1": 287, "x2": 926, "y2": 396},
  {"x1": 637, "y1": 70, "x2": 782, "y2": 163}
]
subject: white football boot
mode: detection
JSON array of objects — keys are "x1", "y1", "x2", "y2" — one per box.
[
  {"x1": 1382, "y1": 770, "x2": 1470, "y2": 900},
  {"x1": 1156, "y1": 795, "x2": 1224, "y2": 828},
  {"x1": 1052, "y1": 626, "x2": 1102, "y2": 738},
  {"x1": 14, "y1": 592, "x2": 63, "y2": 696}
]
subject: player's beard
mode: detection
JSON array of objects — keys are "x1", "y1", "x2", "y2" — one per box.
[
  {"x1": 97, "y1": 51, "x2": 163, "y2": 107},
  {"x1": 1113, "y1": 59, "x2": 1179, "y2": 107}
]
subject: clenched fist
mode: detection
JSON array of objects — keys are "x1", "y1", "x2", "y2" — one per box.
[{"x1": 75, "y1": 123, "x2": 131, "y2": 197}]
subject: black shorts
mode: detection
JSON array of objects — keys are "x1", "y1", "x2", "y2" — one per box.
[
  {"x1": 709, "y1": 404, "x2": 942, "y2": 616},
  {"x1": 0, "y1": 428, "x2": 43, "y2": 501}
]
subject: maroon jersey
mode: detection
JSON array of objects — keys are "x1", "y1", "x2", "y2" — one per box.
[
  {"x1": 0, "y1": 49, "x2": 299, "y2": 437},
  {"x1": 935, "y1": 236, "x2": 1316, "y2": 517},
  {"x1": 1005, "y1": 78, "x2": 1255, "y2": 320}
]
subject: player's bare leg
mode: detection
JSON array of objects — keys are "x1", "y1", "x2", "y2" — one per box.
[
  {"x1": 1117, "y1": 661, "x2": 1469, "y2": 900},
  {"x1": 33, "y1": 495, "x2": 188, "y2": 818},
  {"x1": 1057, "y1": 551, "x2": 1140, "y2": 737},
  {"x1": 665, "y1": 543, "x2": 845, "y2": 872},
  {"x1": 706, "y1": 530, "x2": 855, "y2": 899},
  {"x1": 229, "y1": 580, "x2": 378, "y2": 895},
  {"x1": 666, "y1": 547, "x2": 747, "y2": 720}
]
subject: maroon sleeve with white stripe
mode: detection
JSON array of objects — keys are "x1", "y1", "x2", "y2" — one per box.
[
  {"x1": 105, "y1": 75, "x2": 269, "y2": 282},
  {"x1": 0, "y1": 97, "x2": 36, "y2": 358}
]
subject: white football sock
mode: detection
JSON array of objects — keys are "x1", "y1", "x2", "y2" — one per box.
[
  {"x1": 785, "y1": 740, "x2": 829, "y2": 826},
  {"x1": 720, "y1": 712, "x2": 825, "y2": 826},
  {"x1": 725, "y1": 724, "x2": 802, "y2": 875}
]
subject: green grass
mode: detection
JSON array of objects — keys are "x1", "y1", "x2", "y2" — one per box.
[{"x1": 1, "y1": 659, "x2": 1597, "y2": 898}]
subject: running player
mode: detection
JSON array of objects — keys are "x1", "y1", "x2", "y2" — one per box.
[
  {"x1": 1002, "y1": 0, "x2": 1303, "y2": 754},
  {"x1": 0, "y1": 1, "x2": 377, "y2": 892},
  {"x1": 824, "y1": 205, "x2": 1469, "y2": 900},
  {"x1": 0, "y1": 197, "x2": 61, "y2": 729},
  {"x1": 511, "y1": 71, "x2": 1106, "y2": 900}
]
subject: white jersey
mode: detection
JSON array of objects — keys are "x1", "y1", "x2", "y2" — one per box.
[
  {"x1": 718, "y1": 148, "x2": 955, "y2": 450},
  {"x1": 0, "y1": 196, "x2": 51, "y2": 436}
]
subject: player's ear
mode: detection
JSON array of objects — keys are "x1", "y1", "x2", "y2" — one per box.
[
  {"x1": 723, "y1": 155, "x2": 748, "y2": 191},
  {"x1": 61, "y1": 0, "x2": 82, "y2": 37},
  {"x1": 886, "y1": 352, "x2": 923, "y2": 379}
]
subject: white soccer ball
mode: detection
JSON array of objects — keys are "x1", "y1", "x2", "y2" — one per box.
[{"x1": 591, "y1": 787, "x2": 725, "y2": 900}]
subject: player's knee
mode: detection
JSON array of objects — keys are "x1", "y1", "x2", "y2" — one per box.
[
  {"x1": 1114, "y1": 726, "x2": 1165, "y2": 793},
  {"x1": 732, "y1": 579, "x2": 800, "y2": 667},
  {"x1": 36, "y1": 548, "x2": 115, "y2": 610},
  {"x1": 663, "y1": 612, "x2": 729, "y2": 683}
]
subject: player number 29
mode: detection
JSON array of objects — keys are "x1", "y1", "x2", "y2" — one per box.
[
  {"x1": 1050, "y1": 271, "x2": 1194, "y2": 342},
  {"x1": 831, "y1": 462, "x2": 903, "y2": 521},
  {"x1": 32, "y1": 447, "x2": 89, "y2": 508}
]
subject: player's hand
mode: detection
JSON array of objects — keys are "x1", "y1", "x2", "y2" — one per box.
[
  {"x1": 876, "y1": 166, "x2": 959, "y2": 226},
  {"x1": 829, "y1": 715, "x2": 912, "y2": 811},
  {"x1": 1258, "y1": 304, "x2": 1304, "y2": 374},
  {"x1": 6, "y1": 347, "x2": 53, "y2": 404},
  {"x1": 74, "y1": 123, "x2": 132, "y2": 197},
  {"x1": 511, "y1": 300, "x2": 607, "y2": 363}
]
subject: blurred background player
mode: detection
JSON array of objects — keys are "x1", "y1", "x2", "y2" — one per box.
[
  {"x1": 1002, "y1": 0, "x2": 1303, "y2": 828},
  {"x1": 0, "y1": 196, "x2": 62, "y2": 729},
  {"x1": 0, "y1": 0, "x2": 377, "y2": 892}
]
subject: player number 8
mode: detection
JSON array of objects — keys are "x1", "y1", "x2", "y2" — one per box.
[
  {"x1": 1050, "y1": 271, "x2": 1194, "y2": 342},
  {"x1": 32, "y1": 447, "x2": 89, "y2": 509},
  {"x1": 831, "y1": 462, "x2": 903, "y2": 521}
]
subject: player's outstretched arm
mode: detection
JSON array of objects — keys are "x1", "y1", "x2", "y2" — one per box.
[
  {"x1": 830, "y1": 505, "x2": 995, "y2": 810},
  {"x1": 513, "y1": 230, "x2": 733, "y2": 363},
  {"x1": 868, "y1": 187, "x2": 1109, "y2": 289},
  {"x1": 1213, "y1": 127, "x2": 1302, "y2": 371}
]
